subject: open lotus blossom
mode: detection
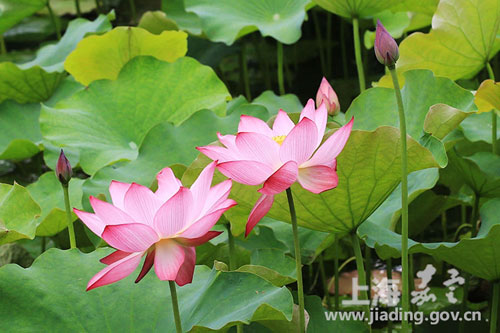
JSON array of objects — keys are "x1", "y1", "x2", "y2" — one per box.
[
  {"x1": 74, "y1": 162, "x2": 236, "y2": 291},
  {"x1": 198, "y1": 99, "x2": 353, "y2": 236}
]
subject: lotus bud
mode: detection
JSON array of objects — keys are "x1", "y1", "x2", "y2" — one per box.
[
  {"x1": 316, "y1": 77, "x2": 340, "y2": 116},
  {"x1": 56, "y1": 149, "x2": 72, "y2": 185},
  {"x1": 374, "y1": 20, "x2": 399, "y2": 68}
]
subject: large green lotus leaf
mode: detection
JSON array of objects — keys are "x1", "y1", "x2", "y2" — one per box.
[
  {"x1": 460, "y1": 111, "x2": 500, "y2": 144},
  {"x1": 235, "y1": 248, "x2": 297, "y2": 287},
  {"x1": 313, "y1": 0, "x2": 399, "y2": 19},
  {"x1": 445, "y1": 150, "x2": 500, "y2": 198},
  {"x1": 0, "y1": 101, "x2": 41, "y2": 160},
  {"x1": 347, "y1": 70, "x2": 475, "y2": 140},
  {"x1": 65, "y1": 27, "x2": 187, "y2": 86},
  {"x1": 258, "y1": 218, "x2": 331, "y2": 265},
  {"x1": 138, "y1": 10, "x2": 179, "y2": 34},
  {"x1": 82, "y1": 107, "x2": 269, "y2": 208},
  {"x1": 0, "y1": 13, "x2": 113, "y2": 104},
  {"x1": 0, "y1": 183, "x2": 40, "y2": 245},
  {"x1": 41, "y1": 56, "x2": 231, "y2": 175},
  {"x1": 359, "y1": 198, "x2": 500, "y2": 281},
  {"x1": 162, "y1": 0, "x2": 202, "y2": 35},
  {"x1": 366, "y1": 168, "x2": 439, "y2": 231},
  {"x1": 26, "y1": 172, "x2": 84, "y2": 237},
  {"x1": 380, "y1": 0, "x2": 500, "y2": 85},
  {"x1": 0, "y1": 0, "x2": 45, "y2": 35},
  {"x1": 3, "y1": 16, "x2": 56, "y2": 43},
  {"x1": 0, "y1": 77, "x2": 83, "y2": 162},
  {"x1": 305, "y1": 295, "x2": 369, "y2": 332},
  {"x1": 346, "y1": 70, "x2": 475, "y2": 166},
  {"x1": 0, "y1": 248, "x2": 293, "y2": 331},
  {"x1": 184, "y1": 126, "x2": 439, "y2": 234},
  {"x1": 252, "y1": 90, "x2": 303, "y2": 115},
  {"x1": 184, "y1": 0, "x2": 310, "y2": 45},
  {"x1": 407, "y1": 191, "x2": 461, "y2": 237}
]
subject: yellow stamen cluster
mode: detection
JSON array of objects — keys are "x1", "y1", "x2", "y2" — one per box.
[{"x1": 272, "y1": 135, "x2": 286, "y2": 145}]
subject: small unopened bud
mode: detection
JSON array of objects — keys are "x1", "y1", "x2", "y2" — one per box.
[
  {"x1": 374, "y1": 20, "x2": 399, "y2": 68},
  {"x1": 56, "y1": 149, "x2": 72, "y2": 185},
  {"x1": 316, "y1": 77, "x2": 340, "y2": 116}
]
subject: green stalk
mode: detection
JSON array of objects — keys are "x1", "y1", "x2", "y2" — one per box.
[
  {"x1": 326, "y1": 13, "x2": 332, "y2": 77},
  {"x1": 386, "y1": 258, "x2": 393, "y2": 332},
  {"x1": 62, "y1": 185, "x2": 76, "y2": 249},
  {"x1": 41, "y1": 236, "x2": 47, "y2": 254},
  {"x1": 226, "y1": 224, "x2": 243, "y2": 333},
  {"x1": 277, "y1": 41, "x2": 285, "y2": 95},
  {"x1": 340, "y1": 19, "x2": 348, "y2": 79},
  {"x1": 490, "y1": 282, "x2": 499, "y2": 333},
  {"x1": 46, "y1": 0, "x2": 61, "y2": 40},
  {"x1": 319, "y1": 253, "x2": 331, "y2": 309},
  {"x1": 254, "y1": 37, "x2": 271, "y2": 90},
  {"x1": 351, "y1": 233, "x2": 370, "y2": 320},
  {"x1": 461, "y1": 204, "x2": 467, "y2": 225},
  {"x1": 94, "y1": 0, "x2": 101, "y2": 14},
  {"x1": 0, "y1": 35, "x2": 6, "y2": 54},
  {"x1": 226, "y1": 223, "x2": 236, "y2": 270},
  {"x1": 486, "y1": 62, "x2": 497, "y2": 154},
  {"x1": 352, "y1": 17, "x2": 366, "y2": 92},
  {"x1": 388, "y1": 66, "x2": 409, "y2": 332},
  {"x1": 74, "y1": 0, "x2": 81, "y2": 17},
  {"x1": 286, "y1": 188, "x2": 305, "y2": 333},
  {"x1": 334, "y1": 236, "x2": 340, "y2": 310},
  {"x1": 365, "y1": 246, "x2": 371, "y2": 301},
  {"x1": 441, "y1": 211, "x2": 448, "y2": 241},
  {"x1": 240, "y1": 42, "x2": 252, "y2": 100},
  {"x1": 128, "y1": 0, "x2": 137, "y2": 24},
  {"x1": 312, "y1": 10, "x2": 326, "y2": 74},
  {"x1": 458, "y1": 272, "x2": 470, "y2": 333},
  {"x1": 471, "y1": 193, "x2": 480, "y2": 237},
  {"x1": 169, "y1": 281, "x2": 183, "y2": 333},
  {"x1": 460, "y1": 194, "x2": 480, "y2": 333}
]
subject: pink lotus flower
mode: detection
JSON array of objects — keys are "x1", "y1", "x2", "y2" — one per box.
[
  {"x1": 375, "y1": 20, "x2": 399, "y2": 67},
  {"x1": 316, "y1": 77, "x2": 340, "y2": 116},
  {"x1": 74, "y1": 162, "x2": 236, "y2": 291},
  {"x1": 198, "y1": 99, "x2": 353, "y2": 236}
]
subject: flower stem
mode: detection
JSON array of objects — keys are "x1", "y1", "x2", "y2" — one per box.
[
  {"x1": 169, "y1": 280, "x2": 183, "y2": 333},
  {"x1": 128, "y1": 0, "x2": 137, "y2": 24},
  {"x1": 277, "y1": 41, "x2": 285, "y2": 95},
  {"x1": 388, "y1": 66, "x2": 409, "y2": 332},
  {"x1": 74, "y1": 0, "x2": 81, "y2": 16},
  {"x1": 319, "y1": 253, "x2": 331, "y2": 309},
  {"x1": 226, "y1": 223, "x2": 236, "y2": 270},
  {"x1": 486, "y1": 62, "x2": 497, "y2": 155},
  {"x1": 0, "y1": 35, "x2": 6, "y2": 54},
  {"x1": 459, "y1": 272, "x2": 470, "y2": 333},
  {"x1": 326, "y1": 13, "x2": 332, "y2": 77},
  {"x1": 334, "y1": 235, "x2": 340, "y2": 310},
  {"x1": 312, "y1": 9, "x2": 326, "y2": 74},
  {"x1": 240, "y1": 42, "x2": 251, "y2": 100},
  {"x1": 226, "y1": 223, "x2": 243, "y2": 333},
  {"x1": 46, "y1": 0, "x2": 61, "y2": 40},
  {"x1": 351, "y1": 233, "x2": 370, "y2": 320},
  {"x1": 340, "y1": 19, "x2": 348, "y2": 79},
  {"x1": 62, "y1": 184, "x2": 76, "y2": 249},
  {"x1": 490, "y1": 282, "x2": 499, "y2": 333},
  {"x1": 386, "y1": 258, "x2": 393, "y2": 332},
  {"x1": 352, "y1": 17, "x2": 366, "y2": 92},
  {"x1": 286, "y1": 188, "x2": 305, "y2": 333}
]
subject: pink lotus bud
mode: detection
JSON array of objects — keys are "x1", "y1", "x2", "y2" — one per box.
[
  {"x1": 316, "y1": 77, "x2": 340, "y2": 116},
  {"x1": 56, "y1": 149, "x2": 72, "y2": 185},
  {"x1": 374, "y1": 20, "x2": 399, "y2": 67}
]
